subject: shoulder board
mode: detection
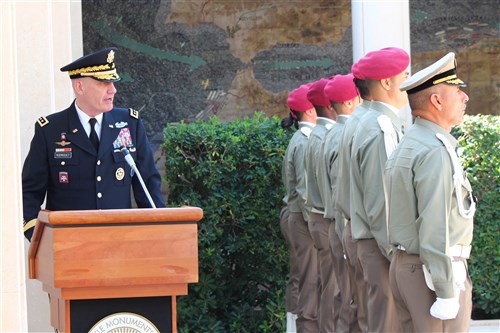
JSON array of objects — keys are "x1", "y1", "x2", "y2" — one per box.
[
  {"x1": 37, "y1": 116, "x2": 49, "y2": 127},
  {"x1": 129, "y1": 108, "x2": 139, "y2": 119},
  {"x1": 300, "y1": 126, "x2": 312, "y2": 138}
]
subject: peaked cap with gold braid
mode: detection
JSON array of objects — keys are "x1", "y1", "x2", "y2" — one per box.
[
  {"x1": 60, "y1": 47, "x2": 121, "y2": 82},
  {"x1": 400, "y1": 52, "x2": 466, "y2": 95}
]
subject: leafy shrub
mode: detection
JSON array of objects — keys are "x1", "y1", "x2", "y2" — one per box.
[
  {"x1": 162, "y1": 113, "x2": 292, "y2": 332},
  {"x1": 453, "y1": 114, "x2": 500, "y2": 317},
  {"x1": 162, "y1": 113, "x2": 499, "y2": 328}
]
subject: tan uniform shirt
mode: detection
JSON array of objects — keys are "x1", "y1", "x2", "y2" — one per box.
[
  {"x1": 384, "y1": 117, "x2": 474, "y2": 298},
  {"x1": 283, "y1": 122, "x2": 315, "y2": 221},
  {"x1": 321, "y1": 115, "x2": 349, "y2": 236},
  {"x1": 335, "y1": 100, "x2": 372, "y2": 220},
  {"x1": 349, "y1": 102, "x2": 403, "y2": 258},
  {"x1": 305, "y1": 117, "x2": 335, "y2": 212}
]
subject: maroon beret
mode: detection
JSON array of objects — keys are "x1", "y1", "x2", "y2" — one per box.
[
  {"x1": 356, "y1": 47, "x2": 410, "y2": 80},
  {"x1": 306, "y1": 78, "x2": 331, "y2": 107},
  {"x1": 287, "y1": 84, "x2": 314, "y2": 112},
  {"x1": 351, "y1": 61, "x2": 364, "y2": 80},
  {"x1": 324, "y1": 74, "x2": 358, "y2": 103}
]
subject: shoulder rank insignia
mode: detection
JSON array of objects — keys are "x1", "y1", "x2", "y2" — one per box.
[
  {"x1": 129, "y1": 108, "x2": 139, "y2": 119},
  {"x1": 37, "y1": 116, "x2": 49, "y2": 127}
]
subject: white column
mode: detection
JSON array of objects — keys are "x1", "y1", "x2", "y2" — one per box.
[
  {"x1": 1, "y1": 2, "x2": 28, "y2": 331},
  {"x1": 351, "y1": 0, "x2": 412, "y2": 128},
  {"x1": 351, "y1": 0, "x2": 410, "y2": 62},
  {"x1": 1, "y1": 1, "x2": 82, "y2": 331}
]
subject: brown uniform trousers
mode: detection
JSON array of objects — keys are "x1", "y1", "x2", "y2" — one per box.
[
  {"x1": 288, "y1": 212, "x2": 320, "y2": 332},
  {"x1": 390, "y1": 250, "x2": 472, "y2": 333},
  {"x1": 343, "y1": 220, "x2": 367, "y2": 333},
  {"x1": 309, "y1": 212, "x2": 339, "y2": 333},
  {"x1": 357, "y1": 238, "x2": 400, "y2": 332},
  {"x1": 328, "y1": 220, "x2": 349, "y2": 333},
  {"x1": 280, "y1": 206, "x2": 299, "y2": 315}
]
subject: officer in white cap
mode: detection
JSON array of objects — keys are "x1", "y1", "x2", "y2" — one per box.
[{"x1": 384, "y1": 52, "x2": 475, "y2": 332}]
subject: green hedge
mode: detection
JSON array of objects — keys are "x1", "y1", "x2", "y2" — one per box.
[
  {"x1": 453, "y1": 114, "x2": 500, "y2": 317},
  {"x1": 162, "y1": 114, "x2": 292, "y2": 332},
  {"x1": 162, "y1": 114, "x2": 499, "y2": 330}
]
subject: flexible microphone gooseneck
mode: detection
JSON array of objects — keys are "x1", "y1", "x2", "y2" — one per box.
[{"x1": 120, "y1": 147, "x2": 156, "y2": 208}]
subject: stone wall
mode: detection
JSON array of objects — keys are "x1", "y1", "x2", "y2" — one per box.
[{"x1": 82, "y1": 0, "x2": 499, "y2": 147}]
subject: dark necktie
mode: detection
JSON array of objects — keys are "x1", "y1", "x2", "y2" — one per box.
[{"x1": 89, "y1": 118, "x2": 99, "y2": 151}]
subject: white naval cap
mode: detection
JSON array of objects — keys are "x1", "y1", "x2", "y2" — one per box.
[{"x1": 400, "y1": 52, "x2": 466, "y2": 95}]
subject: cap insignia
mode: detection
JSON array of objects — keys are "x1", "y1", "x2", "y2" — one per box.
[
  {"x1": 107, "y1": 50, "x2": 115, "y2": 63},
  {"x1": 433, "y1": 74, "x2": 458, "y2": 85}
]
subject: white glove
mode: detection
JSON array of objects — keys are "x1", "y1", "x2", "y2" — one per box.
[{"x1": 430, "y1": 297, "x2": 460, "y2": 320}]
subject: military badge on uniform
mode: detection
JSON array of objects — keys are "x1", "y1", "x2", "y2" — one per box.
[
  {"x1": 115, "y1": 121, "x2": 128, "y2": 128},
  {"x1": 59, "y1": 172, "x2": 69, "y2": 183},
  {"x1": 115, "y1": 167, "x2": 125, "y2": 181},
  {"x1": 55, "y1": 140, "x2": 71, "y2": 146},
  {"x1": 113, "y1": 128, "x2": 136, "y2": 152},
  {"x1": 56, "y1": 132, "x2": 72, "y2": 147}
]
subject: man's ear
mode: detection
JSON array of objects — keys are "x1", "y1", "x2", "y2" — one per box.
[
  {"x1": 72, "y1": 79, "x2": 84, "y2": 95},
  {"x1": 380, "y1": 78, "x2": 392, "y2": 91},
  {"x1": 429, "y1": 93, "x2": 442, "y2": 111},
  {"x1": 344, "y1": 100, "x2": 353, "y2": 109}
]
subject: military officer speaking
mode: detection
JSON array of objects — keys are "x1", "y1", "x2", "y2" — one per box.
[
  {"x1": 384, "y1": 52, "x2": 475, "y2": 332},
  {"x1": 22, "y1": 47, "x2": 166, "y2": 240}
]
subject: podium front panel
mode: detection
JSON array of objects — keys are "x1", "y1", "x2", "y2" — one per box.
[{"x1": 71, "y1": 296, "x2": 172, "y2": 333}]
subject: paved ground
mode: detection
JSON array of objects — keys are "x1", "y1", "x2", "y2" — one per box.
[{"x1": 469, "y1": 319, "x2": 500, "y2": 332}]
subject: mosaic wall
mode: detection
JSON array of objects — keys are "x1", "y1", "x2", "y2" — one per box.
[{"x1": 82, "y1": 0, "x2": 499, "y2": 147}]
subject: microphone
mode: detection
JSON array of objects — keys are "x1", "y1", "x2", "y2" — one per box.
[{"x1": 120, "y1": 147, "x2": 157, "y2": 208}]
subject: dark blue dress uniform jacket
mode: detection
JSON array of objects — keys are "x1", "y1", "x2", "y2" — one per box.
[{"x1": 22, "y1": 102, "x2": 166, "y2": 240}]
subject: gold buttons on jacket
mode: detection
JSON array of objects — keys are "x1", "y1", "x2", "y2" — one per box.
[
  {"x1": 97, "y1": 176, "x2": 102, "y2": 182},
  {"x1": 97, "y1": 192, "x2": 102, "y2": 198},
  {"x1": 97, "y1": 160, "x2": 101, "y2": 165}
]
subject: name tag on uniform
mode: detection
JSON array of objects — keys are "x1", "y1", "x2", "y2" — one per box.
[{"x1": 54, "y1": 148, "x2": 72, "y2": 159}]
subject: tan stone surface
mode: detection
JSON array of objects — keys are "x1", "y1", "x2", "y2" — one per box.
[{"x1": 168, "y1": 0, "x2": 351, "y2": 63}]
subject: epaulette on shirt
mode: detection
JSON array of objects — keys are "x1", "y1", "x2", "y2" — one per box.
[
  {"x1": 37, "y1": 116, "x2": 49, "y2": 127},
  {"x1": 129, "y1": 108, "x2": 139, "y2": 119}
]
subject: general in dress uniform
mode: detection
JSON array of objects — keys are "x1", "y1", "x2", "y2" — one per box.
[
  {"x1": 22, "y1": 47, "x2": 166, "y2": 240},
  {"x1": 384, "y1": 52, "x2": 475, "y2": 332}
]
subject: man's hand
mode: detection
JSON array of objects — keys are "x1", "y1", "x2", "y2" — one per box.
[{"x1": 430, "y1": 297, "x2": 460, "y2": 320}]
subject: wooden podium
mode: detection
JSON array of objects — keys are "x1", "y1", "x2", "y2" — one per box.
[{"x1": 28, "y1": 207, "x2": 202, "y2": 333}]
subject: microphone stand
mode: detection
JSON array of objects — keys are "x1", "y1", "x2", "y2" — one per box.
[{"x1": 120, "y1": 147, "x2": 157, "y2": 209}]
